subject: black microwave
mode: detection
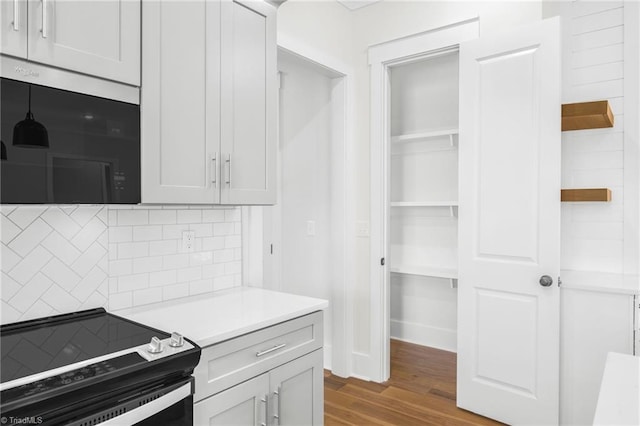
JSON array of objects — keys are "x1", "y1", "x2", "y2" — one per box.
[{"x1": 0, "y1": 77, "x2": 140, "y2": 204}]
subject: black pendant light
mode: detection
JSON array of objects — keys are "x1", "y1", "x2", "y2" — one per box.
[
  {"x1": 13, "y1": 84, "x2": 49, "y2": 148},
  {"x1": 1, "y1": 140, "x2": 7, "y2": 160}
]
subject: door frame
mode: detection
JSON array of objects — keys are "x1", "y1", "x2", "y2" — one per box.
[
  {"x1": 368, "y1": 17, "x2": 479, "y2": 383},
  {"x1": 624, "y1": 1, "x2": 640, "y2": 275},
  {"x1": 242, "y1": 34, "x2": 356, "y2": 378}
]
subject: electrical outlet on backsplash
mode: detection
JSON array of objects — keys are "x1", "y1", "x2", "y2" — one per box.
[{"x1": 1, "y1": 204, "x2": 242, "y2": 324}]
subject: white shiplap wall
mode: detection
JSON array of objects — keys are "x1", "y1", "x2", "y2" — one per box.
[
  {"x1": 558, "y1": 1, "x2": 628, "y2": 273},
  {"x1": 1, "y1": 205, "x2": 242, "y2": 324}
]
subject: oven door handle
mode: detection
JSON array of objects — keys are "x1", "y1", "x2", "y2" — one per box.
[{"x1": 100, "y1": 382, "x2": 191, "y2": 425}]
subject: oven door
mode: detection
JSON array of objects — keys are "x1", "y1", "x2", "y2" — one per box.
[
  {"x1": 0, "y1": 77, "x2": 140, "y2": 204},
  {"x1": 68, "y1": 376, "x2": 194, "y2": 426}
]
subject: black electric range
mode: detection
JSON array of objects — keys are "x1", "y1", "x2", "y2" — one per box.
[{"x1": 1, "y1": 308, "x2": 201, "y2": 425}]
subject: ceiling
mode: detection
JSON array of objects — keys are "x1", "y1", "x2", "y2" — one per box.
[{"x1": 335, "y1": 0, "x2": 381, "y2": 11}]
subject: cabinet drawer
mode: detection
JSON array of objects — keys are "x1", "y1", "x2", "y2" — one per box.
[{"x1": 194, "y1": 311, "x2": 323, "y2": 401}]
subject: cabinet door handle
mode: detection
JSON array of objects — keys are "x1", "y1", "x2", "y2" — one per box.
[
  {"x1": 273, "y1": 386, "x2": 281, "y2": 424},
  {"x1": 256, "y1": 343, "x2": 286, "y2": 357},
  {"x1": 260, "y1": 394, "x2": 268, "y2": 426},
  {"x1": 12, "y1": 0, "x2": 19, "y2": 31},
  {"x1": 225, "y1": 154, "x2": 231, "y2": 186},
  {"x1": 211, "y1": 154, "x2": 217, "y2": 187},
  {"x1": 41, "y1": 0, "x2": 48, "y2": 38}
]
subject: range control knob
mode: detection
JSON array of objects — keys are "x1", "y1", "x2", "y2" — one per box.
[
  {"x1": 170, "y1": 332, "x2": 184, "y2": 348},
  {"x1": 147, "y1": 336, "x2": 163, "y2": 354}
]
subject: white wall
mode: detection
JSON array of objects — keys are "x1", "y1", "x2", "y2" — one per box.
[
  {"x1": 543, "y1": 0, "x2": 638, "y2": 276},
  {"x1": 277, "y1": 0, "x2": 354, "y2": 67},
  {"x1": 279, "y1": 0, "x2": 640, "y2": 381},
  {"x1": 265, "y1": 50, "x2": 336, "y2": 359},
  {"x1": 1, "y1": 204, "x2": 242, "y2": 324},
  {"x1": 541, "y1": 2, "x2": 640, "y2": 425}
]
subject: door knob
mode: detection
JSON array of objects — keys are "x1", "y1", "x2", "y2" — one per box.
[{"x1": 539, "y1": 275, "x2": 553, "y2": 287}]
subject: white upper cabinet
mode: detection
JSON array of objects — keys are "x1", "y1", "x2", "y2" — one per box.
[
  {"x1": 141, "y1": 0, "x2": 220, "y2": 204},
  {"x1": 1, "y1": 0, "x2": 27, "y2": 58},
  {"x1": 220, "y1": 0, "x2": 276, "y2": 205},
  {"x1": 1, "y1": 0, "x2": 140, "y2": 86},
  {"x1": 142, "y1": 0, "x2": 277, "y2": 205}
]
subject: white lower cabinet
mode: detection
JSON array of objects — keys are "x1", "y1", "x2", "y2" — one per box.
[
  {"x1": 194, "y1": 373, "x2": 270, "y2": 425},
  {"x1": 268, "y1": 350, "x2": 324, "y2": 426},
  {"x1": 194, "y1": 312, "x2": 324, "y2": 425},
  {"x1": 195, "y1": 350, "x2": 323, "y2": 425},
  {"x1": 561, "y1": 286, "x2": 637, "y2": 425}
]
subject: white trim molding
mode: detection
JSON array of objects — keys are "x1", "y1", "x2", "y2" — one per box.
[
  {"x1": 368, "y1": 17, "x2": 479, "y2": 383},
  {"x1": 624, "y1": 1, "x2": 640, "y2": 275},
  {"x1": 242, "y1": 40, "x2": 356, "y2": 379}
]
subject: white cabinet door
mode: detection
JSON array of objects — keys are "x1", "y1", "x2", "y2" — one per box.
[
  {"x1": 561, "y1": 289, "x2": 635, "y2": 426},
  {"x1": 141, "y1": 0, "x2": 220, "y2": 204},
  {"x1": 0, "y1": 0, "x2": 27, "y2": 58},
  {"x1": 220, "y1": 0, "x2": 276, "y2": 205},
  {"x1": 142, "y1": 0, "x2": 276, "y2": 205},
  {"x1": 194, "y1": 373, "x2": 270, "y2": 426},
  {"x1": 269, "y1": 349, "x2": 324, "y2": 426},
  {"x1": 457, "y1": 17, "x2": 561, "y2": 425},
  {"x1": 27, "y1": 0, "x2": 140, "y2": 85}
]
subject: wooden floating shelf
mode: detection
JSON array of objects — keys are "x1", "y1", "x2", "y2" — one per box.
[
  {"x1": 561, "y1": 188, "x2": 611, "y2": 202},
  {"x1": 562, "y1": 100, "x2": 614, "y2": 131}
]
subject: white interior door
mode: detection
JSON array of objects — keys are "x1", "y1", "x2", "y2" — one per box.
[{"x1": 457, "y1": 17, "x2": 561, "y2": 425}]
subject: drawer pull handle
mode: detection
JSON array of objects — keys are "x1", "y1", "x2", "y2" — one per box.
[{"x1": 256, "y1": 343, "x2": 286, "y2": 357}]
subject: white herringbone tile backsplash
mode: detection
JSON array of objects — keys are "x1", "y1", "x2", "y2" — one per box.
[{"x1": 1, "y1": 205, "x2": 242, "y2": 324}]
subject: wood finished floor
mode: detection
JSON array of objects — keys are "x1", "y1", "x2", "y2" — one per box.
[{"x1": 324, "y1": 340, "x2": 504, "y2": 426}]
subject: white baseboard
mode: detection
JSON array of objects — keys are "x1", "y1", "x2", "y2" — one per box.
[
  {"x1": 351, "y1": 351, "x2": 372, "y2": 381},
  {"x1": 324, "y1": 344, "x2": 332, "y2": 371},
  {"x1": 390, "y1": 319, "x2": 457, "y2": 353}
]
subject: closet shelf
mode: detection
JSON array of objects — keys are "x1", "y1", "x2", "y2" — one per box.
[
  {"x1": 391, "y1": 128, "x2": 458, "y2": 143},
  {"x1": 391, "y1": 201, "x2": 458, "y2": 207},
  {"x1": 390, "y1": 265, "x2": 458, "y2": 280},
  {"x1": 561, "y1": 188, "x2": 611, "y2": 202},
  {"x1": 562, "y1": 100, "x2": 614, "y2": 131}
]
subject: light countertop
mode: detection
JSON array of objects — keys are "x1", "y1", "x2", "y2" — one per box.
[
  {"x1": 593, "y1": 352, "x2": 640, "y2": 425},
  {"x1": 114, "y1": 287, "x2": 328, "y2": 347},
  {"x1": 560, "y1": 270, "x2": 640, "y2": 295}
]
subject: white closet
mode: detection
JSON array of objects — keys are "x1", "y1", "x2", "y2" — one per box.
[{"x1": 388, "y1": 49, "x2": 459, "y2": 352}]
